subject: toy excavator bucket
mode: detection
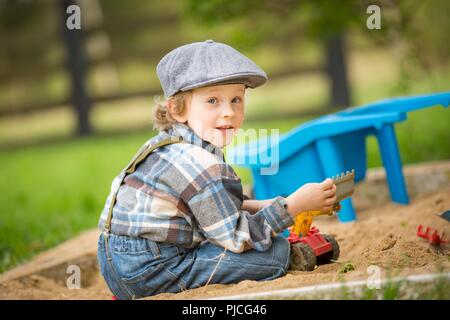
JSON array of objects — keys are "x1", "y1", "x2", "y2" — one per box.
[{"x1": 331, "y1": 169, "x2": 355, "y2": 203}]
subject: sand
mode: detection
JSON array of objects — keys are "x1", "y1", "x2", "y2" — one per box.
[{"x1": 1, "y1": 186, "x2": 449, "y2": 300}]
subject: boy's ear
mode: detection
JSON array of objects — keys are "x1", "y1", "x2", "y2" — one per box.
[{"x1": 167, "y1": 98, "x2": 187, "y2": 123}]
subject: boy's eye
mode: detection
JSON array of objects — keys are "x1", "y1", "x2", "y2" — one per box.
[
  {"x1": 207, "y1": 98, "x2": 218, "y2": 104},
  {"x1": 232, "y1": 97, "x2": 242, "y2": 104}
]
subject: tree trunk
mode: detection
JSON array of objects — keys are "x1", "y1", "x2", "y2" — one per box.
[
  {"x1": 59, "y1": 0, "x2": 92, "y2": 136},
  {"x1": 325, "y1": 34, "x2": 351, "y2": 109}
]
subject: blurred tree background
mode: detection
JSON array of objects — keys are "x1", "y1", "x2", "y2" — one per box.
[
  {"x1": 0, "y1": 0, "x2": 449, "y2": 273},
  {"x1": 1, "y1": 0, "x2": 449, "y2": 146}
]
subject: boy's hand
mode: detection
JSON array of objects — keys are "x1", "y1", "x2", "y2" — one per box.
[{"x1": 286, "y1": 178, "x2": 337, "y2": 218}]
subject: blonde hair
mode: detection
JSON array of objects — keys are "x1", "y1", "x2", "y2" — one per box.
[{"x1": 152, "y1": 91, "x2": 191, "y2": 132}]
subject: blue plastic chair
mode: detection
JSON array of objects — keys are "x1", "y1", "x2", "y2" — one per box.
[{"x1": 227, "y1": 92, "x2": 450, "y2": 222}]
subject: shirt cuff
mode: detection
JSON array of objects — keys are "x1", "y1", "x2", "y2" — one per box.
[{"x1": 259, "y1": 196, "x2": 294, "y2": 234}]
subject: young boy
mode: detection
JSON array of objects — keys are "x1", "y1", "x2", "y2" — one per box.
[{"x1": 97, "y1": 40, "x2": 337, "y2": 299}]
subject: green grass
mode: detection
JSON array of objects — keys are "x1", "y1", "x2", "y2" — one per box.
[
  {"x1": 0, "y1": 132, "x2": 150, "y2": 272},
  {"x1": 1, "y1": 105, "x2": 449, "y2": 273}
]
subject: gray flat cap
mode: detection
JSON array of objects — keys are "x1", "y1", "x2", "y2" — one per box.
[{"x1": 156, "y1": 40, "x2": 268, "y2": 97}]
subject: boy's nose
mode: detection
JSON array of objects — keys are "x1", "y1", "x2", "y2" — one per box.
[{"x1": 221, "y1": 103, "x2": 235, "y2": 117}]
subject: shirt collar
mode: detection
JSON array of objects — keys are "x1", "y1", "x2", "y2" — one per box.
[{"x1": 166, "y1": 122, "x2": 225, "y2": 162}]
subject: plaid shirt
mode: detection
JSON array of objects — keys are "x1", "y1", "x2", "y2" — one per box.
[{"x1": 98, "y1": 123, "x2": 293, "y2": 253}]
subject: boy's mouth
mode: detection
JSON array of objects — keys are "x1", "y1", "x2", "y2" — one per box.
[{"x1": 216, "y1": 125, "x2": 235, "y2": 134}]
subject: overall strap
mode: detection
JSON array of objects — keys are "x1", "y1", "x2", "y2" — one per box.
[{"x1": 104, "y1": 136, "x2": 184, "y2": 235}]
